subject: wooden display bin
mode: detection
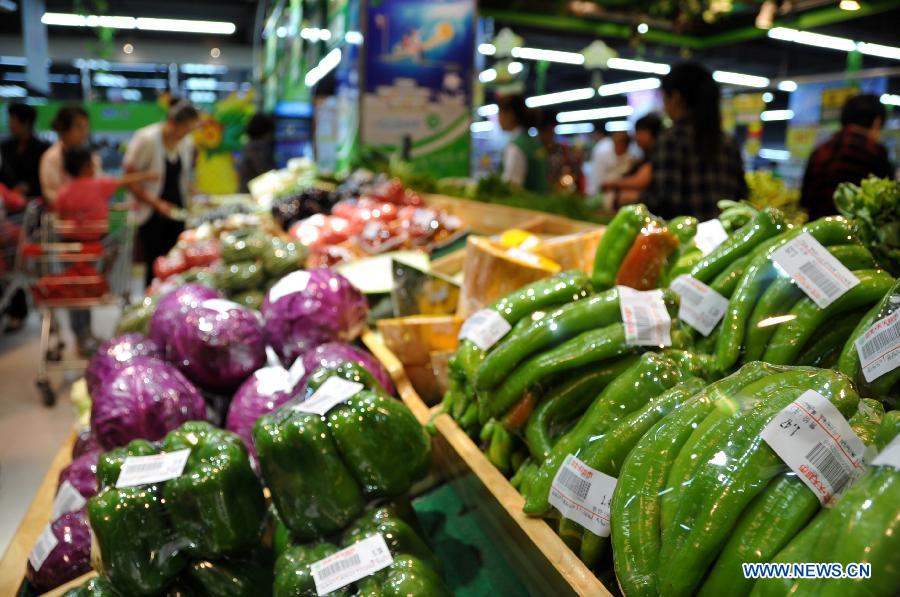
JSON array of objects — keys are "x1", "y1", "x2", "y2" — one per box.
[{"x1": 363, "y1": 331, "x2": 613, "y2": 596}]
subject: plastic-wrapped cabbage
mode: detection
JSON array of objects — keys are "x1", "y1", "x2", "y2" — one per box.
[
  {"x1": 297, "y1": 342, "x2": 394, "y2": 395},
  {"x1": 225, "y1": 366, "x2": 296, "y2": 461},
  {"x1": 57, "y1": 449, "x2": 99, "y2": 499},
  {"x1": 261, "y1": 268, "x2": 368, "y2": 366},
  {"x1": 91, "y1": 356, "x2": 206, "y2": 449},
  {"x1": 25, "y1": 510, "x2": 91, "y2": 593},
  {"x1": 168, "y1": 299, "x2": 266, "y2": 392},
  {"x1": 148, "y1": 283, "x2": 223, "y2": 349},
  {"x1": 85, "y1": 333, "x2": 163, "y2": 397},
  {"x1": 263, "y1": 237, "x2": 307, "y2": 279},
  {"x1": 215, "y1": 261, "x2": 264, "y2": 293}
]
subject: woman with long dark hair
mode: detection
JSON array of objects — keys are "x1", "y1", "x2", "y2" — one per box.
[{"x1": 641, "y1": 62, "x2": 746, "y2": 219}]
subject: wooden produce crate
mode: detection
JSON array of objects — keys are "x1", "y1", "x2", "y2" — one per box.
[
  {"x1": 0, "y1": 429, "x2": 95, "y2": 596},
  {"x1": 362, "y1": 331, "x2": 612, "y2": 596}
]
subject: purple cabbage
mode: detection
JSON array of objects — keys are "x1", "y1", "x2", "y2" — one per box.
[
  {"x1": 91, "y1": 356, "x2": 206, "y2": 449},
  {"x1": 226, "y1": 366, "x2": 296, "y2": 461},
  {"x1": 57, "y1": 449, "x2": 99, "y2": 499},
  {"x1": 148, "y1": 283, "x2": 222, "y2": 349},
  {"x1": 298, "y1": 342, "x2": 394, "y2": 395},
  {"x1": 168, "y1": 299, "x2": 266, "y2": 392},
  {"x1": 261, "y1": 268, "x2": 368, "y2": 366},
  {"x1": 25, "y1": 510, "x2": 91, "y2": 593},
  {"x1": 85, "y1": 333, "x2": 163, "y2": 397},
  {"x1": 71, "y1": 428, "x2": 101, "y2": 460}
]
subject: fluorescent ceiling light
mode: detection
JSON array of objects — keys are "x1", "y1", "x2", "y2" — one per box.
[
  {"x1": 93, "y1": 72, "x2": 127, "y2": 87},
  {"x1": 190, "y1": 91, "x2": 217, "y2": 104},
  {"x1": 120, "y1": 89, "x2": 142, "y2": 101},
  {"x1": 637, "y1": 23, "x2": 649, "y2": 35},
  {"x1": 606, "y1": 57, "x2": 670, "y2": 75},
  {"x1": 599, "y1": 77, "x2": 660, "y2": 96},
  {"x1": 508, "y1": 61, "x2": 524, "y2": 75},
  {"x1": 470, "y1": 121, "x2": 495, "y2": 133},
  {"x1": 557, "y1": 105, "x2": 633, "y2": 123},
  {"x1": 477, "y1": 104, "x2": 498, "y2": 117},
  {"x1": 762, "y1": 92, "x2": 774, "y2": 103},
  {"x1": 881, "y1": 93, "x2": 900, "y2": 106},
  {"x1": 185, "y1": 77, "x2": 217, "y2": 90},
  {"x1": 760, "y1": 109, "x2": 794, "y2": 121},
  {"x1": 305, "y1": 48, "x2": 342, "y2": 86},
  {"x1": 479, "y1": 68, "x2": 497, "y2": 83},
  {"x1": 857, "y1": 42, "x2": 900, "y2": 61},
  {"x1": 0, "y1": 85, "x2": 27, "y2": 98},
  {"x1": 41, "y1": 12, "x2": 235, "y2": 35},
  {"x1": 181, "y1": 63, "x2": 228, "y2": 75},
  {"x1": 525, "y1": 88, "x2": 595, "y2": 108},
  {"x1": 0, "y1": 56, "x2": 26, "y2": 66},
  {"x1": 759, "y1": 148, "x2": 791, "y2": 160},
  {"x1": 511, "y1": 47, "x2": 585, "y2": 65},
  {"x1": 555, "y1": 123, "x2": 595, "y2": 135},
  {"x1": 839, "y1": 0, "x2": 861, "y2": 10},
  {"x1": 478, "y1": 43, "x2": 496, "y2": 56},
  {"x1": 777, "y1": 80, "x2": 797, "y2": 92},
  {"x1": 713, "y1": 70, "x2": 770, "y2": 88},
  {"x1": 605, "y1": 120, "x2": 630, "y2": 132},
  {"x1": 767, "y1": 27, "x2": 856, "y2": 52},
  {"x1": 345, "y1": 31, "x2": 364, "y2": 45}
]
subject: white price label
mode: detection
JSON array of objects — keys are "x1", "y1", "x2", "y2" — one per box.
[
  {"x1": 28, "y1": 525, "x2": 58, "y2": 571},
  {"x1": 287, "y1": 357, "x2": 307, "y2": 388},
  {"x1": 872, "y1": 435, "x2": 900, "y2": 470},
  {"x1": 670, "y1": 275, "x2": 728, "y2": 337},
  {"x1": 694, "y1": 219, "x2": 729, "y2": 256},
  {"x1": 52, "y1": 480, "x2": 86, "y2": 519},
  {"x1": 294, "y1": 376, "x2": 364, "y2": 416},
  {"x1": 253, "y1": 366, "x2": 293, "y2": 396},
  {"x1": 548, "y1": 454, "x2": 617, "y2": 537},
  {"x1": 115, "y1": 449, "x2": 191, "y2": 488},
  {"x1": 267, "y1": 270, "x2": 311, "y2": 304},
  {"x1": 771, "y1": 232, "x2": 860, "y2": 308},
  {"x1": 760, "y1": 390, "x2": 866, "y2": 506},
  {"x1": 311, "y1": 534, "x2": 393, "y2": 595},
  {"x1": 855, "y1": 310, "x2": 900, "y2": 383},
  {"x1": 618, "y1": 286, "x2": 672, "y2": 347},
  {"x1": 506, "y1": 247, "x2": 542, "y2": 267},
  {"x1": 459, "y1": 309, "x2": 512, "y2": 351}
]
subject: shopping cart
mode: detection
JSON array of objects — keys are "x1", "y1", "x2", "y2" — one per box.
[
  {"x1": 21, "y1": 201, "x2": 134, "y2": 405},
  {"x1": 0, "y1": 200, "x2": 30, "y2": 332}
]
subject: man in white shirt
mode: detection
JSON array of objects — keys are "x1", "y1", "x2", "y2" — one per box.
[{"x1": 587, "y1": 131, "x2": 633, "y2": 196}]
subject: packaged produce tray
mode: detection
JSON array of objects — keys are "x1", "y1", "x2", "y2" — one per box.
[{"x1": 363, "y1": 331, "x2": 612, "y2": 596}]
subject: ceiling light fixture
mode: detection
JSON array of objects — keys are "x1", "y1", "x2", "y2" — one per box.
[
  {"x1": 305, "y1": 48, "x2": 341, "y2": 87},
  {"x1": 599, "y1": 77, "x2": 660, "y2": 96},
  {"x1": 606, "y1": 57, "x2": 670, "y2": 75},
  {"x1": 122, "y1": 43, "x2": 134, "y2": 55},
  {"x1": 713, "y1": 70, "x2": 770, "y2": 88},
  {"x1": 479, "y1": 68, "x2": 497, "y2": 83},
  {"x1": 476, "y1": 104, "x2": 498, "y2": 117},
  {"x1": 777, "y1": 80, "x2": 798, "y2": 92},
  {"x1": 555, "y1": 123, "x2": 595, "y2": 135},
  {"x1": 525, "y1": 87, "x2": 595, "y2": 108},
  {"x1": 557, "y1": 105, "x2": 634, "y2": 123},
  {"x1": 839, "y1": 0, "x2": 861, "y2": 10},
  {"x1": 605, "y1": 120, "x2": 631, "y2": 132},
  {"x1": 759, "y1": 148, "x2": 792, "y2": 160},
  {"x1": 767, "y1": 27, "x2": 857, "y2": 52},
  {"x1": 760, "y1": 109, "x2": 794, "y2": 121},
  {"x1": 511, "y1": 47, "x2": 585, "y2": 65},
  {"x1": 470, "y1": 121, "x2": 495, "y2": 133},
  {"x1": 762, "y1": 91, "x2": 774, "y2": 103},
  {"x1": 344, "y1": 31, "x2": 364, "y2": 45},
  {"x1": 507, "y1": 61, "x2": 524, "y2": 74},
  {"x1": 637, "y1": 23, "x2": 649, "y2": 35},
  {"x1": 478, "y1": 43, "x2": 497, "y2": 56},
  {"x1": 857, "y1": 42, "x2": 900, "y2": 60},
  {"x1": 881, "y1": 93, "x2": 900, "y2": 106},
  {"x1": 210, "y1": 48, "x2": 221, "y2": 58},
  {"x1": 41, "y1": 12, "x2": 236, "y2": 34}
]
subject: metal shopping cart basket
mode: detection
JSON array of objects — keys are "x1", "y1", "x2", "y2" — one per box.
[
  {"x1": 0, "y1": 200, "x2": 31, "y2": 331},
  {"x1": 21, "y1": 201, "x2": 134, "y2": 405}
]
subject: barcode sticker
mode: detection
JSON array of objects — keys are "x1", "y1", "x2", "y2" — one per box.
[
  {"x1": 669, "y1": 275, "x2": 728, "y2": 337},
  {"x1": 548, "y1": 454, "x2": 617, "y2": 537},
  {"x1": 760, "y1": 390, "x2": 866, "y2": 506},
  {"x1": 287, "y1": 356, "x2": 307, "y2": 388},
  {"x1": 618, "y1": 286, "x2": 672, "y2": 347},
  {"x1": 771, "y1": 232, "x2": 860, "y2": 308},
  {"x1": 855, "y1": 310, "x2": 900, "y2": 383},
  {"x1": 51, "y1": 480, "x2": 86, "y2": 519},
  {"x1": 115, "y1": 449, "x2": 191, "y2": 488},
  {"x1": 459, "y1": 309, "x2": 512, "y2": 351},
  {"x1": 694, "y1": 219, "x2": 729, "y2": 255},
  {"x1": 310, "y1": 534, "x2": 393, "y2": 595},
  {"x1": 268, "y1": 270, "x2": 311, "y2": 304},
  {"x1": 872, "y1": 435, "x2": 900, "y2": 470},
  {"x1": 294, "y1": 376, "x2": 364, "y2": 416},
  {"x1": 28, "y1": 525, "x2": 58, "y2": 571}
]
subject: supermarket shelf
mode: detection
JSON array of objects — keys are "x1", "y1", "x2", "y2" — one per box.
[{"x1": 365, "y1": 331, "x2": 612, "y2": 597}]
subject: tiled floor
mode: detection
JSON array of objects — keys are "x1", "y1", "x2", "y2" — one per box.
[{"x1": 0, "y1": 305, "x2": 119, "y2": 556}]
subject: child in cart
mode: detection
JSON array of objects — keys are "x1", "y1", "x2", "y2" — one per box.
[{"x1": 56, "y1": 146, "x2": 158, "y2": 241}]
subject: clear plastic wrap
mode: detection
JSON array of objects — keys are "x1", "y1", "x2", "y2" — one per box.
[
  {"x1": 296, "y1": 342, "x2": 395, "y2": 396},
  {"x1": 168, "y1": 299, "x2": 267, "y2": 392},
  {"x1": 26, "y1": 509, "x2": 92, "y2": 593},
  {"x1": 57, "y1": 448, "x2": 99, "y2": 499},
  {"x1": 261, "y1": 268, "x2": 368, "y2": 367},
  {"x1": 148, "y1": 283, "x2": 223, "y2": 349},
  {"x1": 85, "y1": 333, "x2": 163, "y2": 397},
  {"x1": 90, "y1": 356, "x2": 207, "y2": 449}
]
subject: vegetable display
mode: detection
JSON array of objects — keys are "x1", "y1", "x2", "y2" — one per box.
[{"x1": 85, "y1": 334, "x2": 163, "y2": 397}]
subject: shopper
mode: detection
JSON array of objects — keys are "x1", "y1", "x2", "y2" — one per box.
[
  {"x1": 123, "y1": 101, "x2": 199, "y2": 287},
  {"x1": 588, "y1": 130, "x2": 633, "y2": 197},
  {"x1": 642, "y1": 62, "x2": 746, "y2": 220},
  {"x1": 603, "y1": 113, "x2": 664, "y2": 208},
  {"x1": 497, "y1": 95, "x2": 548, "y2": 194},
  {"x1": 39, "y1": 104, "x2": 103, "y2": 356},
  {"x1": 800, "y1": 94, "x2": 893, "y2": 220},
  {"x1": 240, "y1": 113, "x2": 277, "y2": 192},
  {"x1": 1, "y1": 103, "x2": 50, "y2": 198}
]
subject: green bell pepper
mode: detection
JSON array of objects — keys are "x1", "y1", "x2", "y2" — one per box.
[
  {"x1": 342, "y1": 508, "x2": 439, "y2": 573},
  {"x1": 62, "y1": 577, "x2": 121, "y2": 597},
  {"x1": 186, "y1": 558, "x2": 273, "y2": 597},
  {"x1": 273, "y1": 543, "x2": 350, "y2": 597},
  {"x1": 304, "y1": 362, "x2": 386, "y2": 396},
  {"x1": 356, "y1": 555, "x2": 452, "y2": 597},
  {"x1": 161, "y1": 422, "x2": 267, "y2": 559}
]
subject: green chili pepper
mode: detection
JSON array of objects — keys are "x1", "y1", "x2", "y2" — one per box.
[
  {"x1": 592, "y1": 204, "x2": 651, "y2": 290},
  {"x1": 689, "y1": 208, "x2": 786, "y2": 284}
]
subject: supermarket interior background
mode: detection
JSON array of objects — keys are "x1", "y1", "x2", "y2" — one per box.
[{"x1": 0, "y1": 0, "x2": 899, "y2": 595}]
